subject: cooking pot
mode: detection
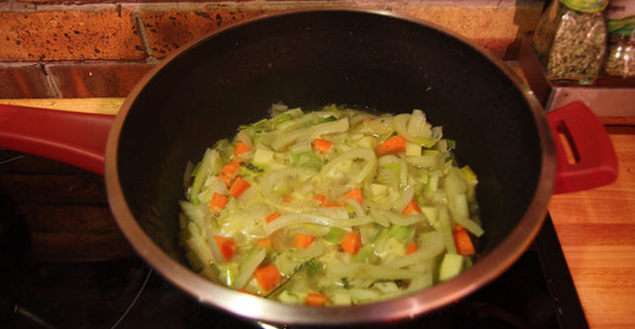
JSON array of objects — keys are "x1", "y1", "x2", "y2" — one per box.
[{"x1": 0, "y1": 9, "x2": 617, "y2": 326}]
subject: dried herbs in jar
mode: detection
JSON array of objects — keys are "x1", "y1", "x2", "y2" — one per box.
[
  {"x1": 604, "y1": 0, "x2": 635, "y2": 78},
  {"x1": 533, "y1": 0, "x2": 608, "y2": 84}
]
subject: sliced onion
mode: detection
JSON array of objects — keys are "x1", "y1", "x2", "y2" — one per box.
[{"x1": 266, "y1": 213, "x2": 372, "y2": 235}]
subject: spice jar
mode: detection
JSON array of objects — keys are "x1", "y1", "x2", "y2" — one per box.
[
  {"x1": 604, "y1": 0, "x2": 635, "y2": 78},
  {"x1": 533, "y1": 0, "x2": 608, "y2": 84}
]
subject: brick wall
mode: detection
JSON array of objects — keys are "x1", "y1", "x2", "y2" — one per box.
[{"x1": 0, "y1": 0, "x2": 545, "y2": 99}]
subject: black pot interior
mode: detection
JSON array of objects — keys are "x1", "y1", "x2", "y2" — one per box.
[{"x1": 116, "y1": 10, "x2": 542, "y2": 264}]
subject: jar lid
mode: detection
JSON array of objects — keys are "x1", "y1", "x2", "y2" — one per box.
[{"x1": 560, "y1": 0, "x2": 609, "y2": 13}]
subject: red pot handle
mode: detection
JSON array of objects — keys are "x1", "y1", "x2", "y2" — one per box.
[
  {"x1": 0, "y1": 104, "x2": 115, "y2": 175},
  {"x1": 547, "y1": 101, "x2": 618, "y2": 194}
]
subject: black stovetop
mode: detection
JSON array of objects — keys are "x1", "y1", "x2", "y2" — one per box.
[{"x1": 1, "y1": 214, "x2": 588, "y2": 329}]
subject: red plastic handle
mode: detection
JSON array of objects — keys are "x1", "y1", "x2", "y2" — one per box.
[
  {"x1": 0, "y1": 104, "x2": 115, "y2": 175},
  {"x1": 547, "y1": 101, "x2": 618, "y2": 194}
]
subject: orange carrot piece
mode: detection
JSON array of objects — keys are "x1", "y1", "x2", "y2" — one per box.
[
  {"x1": 455, "y1": 224, "x2": 466, "y2": 232},
  {"x1": 376, "y1": 136, "x2": 407, "y2": 156},
  {"x1": 406, "y1": 242, "x2": 418, "y2": 255},
  {"x1": 453, "y1": 229, "x2": 475, "y2": 256},
  {"x1": 214, "y1": 235, "x2": 236, "y2": 260},
  {"x1": 402, "y1": 198, "x2": 421, "y2": 215},
  {"x1": 254, "y1": 265, "x2": 282, "y2": 292},
  {"x1": 343, "y1": 187, "x2": 363, "y2": 204},
  {"x1": 323, "y1": 203, "x2": 342, "y2": 208},
  {"x1": 238, "y1": 288, "x2": 254, "y2": 295},
  {"x1": 265, "y1": 212, "x2": 280, "y2": 224},
  {"x1": 221, "y1": 159, "x2": 241, "y2": 177},
  {"x1": 209, "y1": 193, "x2": 228, "y2": 213},
  {"x1": 314, "y1": 194, "x2": 326, "y2": 205},
  {"x1": 228, "y1": 177, "x2": 251, "y2": 198},
  {"x1": 218, "y1": 174, "x2": 233, "y2": 188},
  {"x1": 257, "y1": 238, "x2": 273, "y2": 249},
  {"x1": 305, "y1": 292, "x2": 328, "y2": 306},
  {"x1": 293, "y1": 233, "x2": 315, "y2": 250},
  {"x1": 311, "y1": 138, "x2": 332, "y2": 153},
  {"x1": 234, "y1": 141, "x2": 249, "y2": 157},
  {"x1": 341, "y1": 231, "x2": 362, "y2": 255}
]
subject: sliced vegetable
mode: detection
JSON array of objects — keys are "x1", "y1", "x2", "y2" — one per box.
[
  {"x1": 305, "y1": 292, "x2": 328, "y2": 306},
  {"x1": 265, "y1": 212, "x2": 281, "y2": 224},
  {"x1": 258, "y1": 238, "x2": 273, "y2": 249},
  {"x1": 453, "y1": 226, "x2": 476, "y2": 256},
  {"x1": 406, "y1": 242, "x2": 417, "y2": 255},
  {"x1": 234, "y1": 247, "x2": 266, "y2": 289},
  {"x1": 324, "y1": 227, "x2": 347, "y2": 243},
  {"x1": 438, "y1": 253, "x2": 464, "y2": 282},
  {"x1": 218, "y1": 174, "x2": 233, "y2": 187},
  {"x1": 341, "y1": 231, "x2": 362, "y2": 255},
  {"x1": 214, "y1": 235, "x2": 236, "y2": 260},
  {"x1": 209, "y1": 193, "x2": 228, "y2": 213},
  {"x1": 293, "y1": 232, "x2": 315, "y2": 250},
  {"x1": 313, "y1": 194, "x2": 327, "y2": 205},
  {"x1": 402, "y1": 198, "x2": 421, "y2": 215},
  {"x1": 343, "y1": 187, "x2": 363, "y2": 204},
  {"x1": 179, "y1": 105, "x2": 484, "y2": 306},
  {"x1": 311, "y1": 138, "x2": 333, "y2": 153},
  {"x1": 228, "y1": 176, "x2": 251, "y2": 198},
  {"x1": 234, "y1": 141, "x2": 250, "y2": 157},
  {"x1": 376, "y1": 136, "x2": 406, "y2": 156},
  {"x1": 254, "y1": 265, "x2": 282, "y2": 292},
  {"x1": 221, "y1": 159, "x2": 241, "y2": 177}
]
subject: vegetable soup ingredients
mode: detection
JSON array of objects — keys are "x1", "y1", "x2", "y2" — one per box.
[{"x1": 178, "y1": 104, "x2": 483, "y2": 305}]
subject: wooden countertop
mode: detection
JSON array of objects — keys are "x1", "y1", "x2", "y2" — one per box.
[{"x1": 1, "y1": 98, "x2": 634, "y2": 329}]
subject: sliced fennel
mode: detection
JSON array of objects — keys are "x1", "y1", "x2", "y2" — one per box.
[{"x1": 178, "y1": 104, "x2": 484, "y2": 306}]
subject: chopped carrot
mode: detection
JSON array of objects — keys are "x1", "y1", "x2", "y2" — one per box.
[
  {"x1": 305, "y1": 292, "x2": 328, "y2": 306},
  {"x1": 254, "y1": 265, "x2": 282, "y2": 292},
  {"x1": 209, "y1": 193, "x2": 228, "y2": 213},
  {"x1": 453, "y1": 229, "x2": 475, "y2": 256},
  {"x1": 343, "y1": 187, "x2": 363, "y2": 204},
  {"x1": 402, "y1": 198, "x2": 421, "y2": 215},
  {"x1": 228, "y1": 176, "x2": 251, "y2": 198},
  {"x1": 293, "y1": 233, "x2": 315, "y2": 250},
  {"x1": 311, "y1": 138, "x2": 332, "y2": 153},
  {"x1": 265, "y1": 212, "x2": 280, "y2": 224},
  {"x1": 218, "y1": 174, "x2": 233, "y2": 187},
  {"x1": 376, "y1": 136, "x2": 407, "y2": 156},
  {"x1": 341, "y1": 231, "x2": 362, "y2": 255},
  {"x1": 238, "y1": 288, "x2": 254, "y2": 295},
  {"x1": 214, "y1": 235, "x2": 236, "y2": 260},
  {"x1": 406, "y1": 242, "x2": 418, "y2": 255},
  {"x1": 234, "y1": 141, "x2": 249, "y2": 157},
  {"x1": 314, "y1": 194, "x2": 326, "y2": 205},
  {"x1": 257, "y1": 238, "x2": 273, "y2": 249},
  {"x1": 283, "y1": 194, "x2": 293, "y2": 203},
  {"x1": 323, "y1": 203, "x2": 341, "y2": 208},
  {"x1": 455, "y1": 224, "x2": 466, "y2": 232},
  {"x1": 221, "y1": 159, "x2": 241, "y2": 177}
]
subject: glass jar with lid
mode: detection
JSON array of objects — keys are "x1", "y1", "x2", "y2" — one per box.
[
  {"x1": 604, "y1": 0, "x2": 635, "y2": 78},
  {"x1": 533, "y1": 0, "x2": 608, "y2": 84}
]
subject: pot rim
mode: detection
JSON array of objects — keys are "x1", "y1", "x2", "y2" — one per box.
[{"x1": 105, "y1": 7, "x2": 555, "y2": 325}]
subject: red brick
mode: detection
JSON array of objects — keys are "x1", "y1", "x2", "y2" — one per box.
[
  {"x1": 0, "y1": 9, "x2": 146, "y2": 61},
  {"x1": 0, "y1": 64, "x2": 56, "y2": 98},
  {"x1": 139, "y1": 8, "x2": 263, "y2": 58},
  {"x1": 47, "y1": 62, "x2": 155, "y2": 97}
]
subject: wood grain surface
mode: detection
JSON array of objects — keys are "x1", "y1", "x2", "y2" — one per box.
[
  {"x1": 1, "y1": 98, "x2": 634, "y2": 328},
  {"x1": 548, "y1": 129, "x2": 635, "y2": 329}
]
